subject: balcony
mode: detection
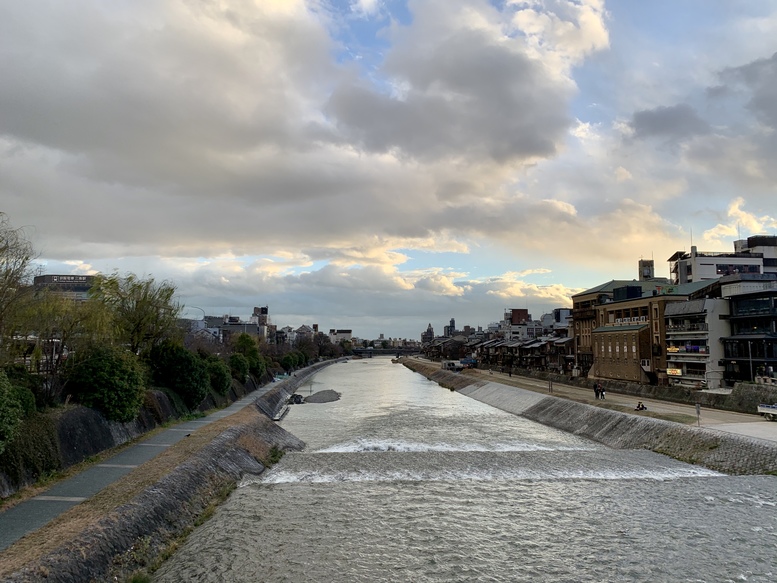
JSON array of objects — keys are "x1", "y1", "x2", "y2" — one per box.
[
  {"x1": 666, "y1": 323, "x2": 708, "y2": 333},
  {"x1": 667, "y1": 346, "x2": 709, "y2": 356}
]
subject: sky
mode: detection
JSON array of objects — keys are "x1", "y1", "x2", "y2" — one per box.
[{"x1": 2, "y1": 0, "x2": 777, "y2": 341}]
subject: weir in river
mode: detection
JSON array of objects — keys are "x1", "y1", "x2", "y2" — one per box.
[{"x1": 154, "y1": 357, "x2": 777, "y2": 583}]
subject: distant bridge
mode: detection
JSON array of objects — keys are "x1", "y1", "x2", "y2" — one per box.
[{"x1": 351, "y1": 347, "x2": 421, "y2": 357}]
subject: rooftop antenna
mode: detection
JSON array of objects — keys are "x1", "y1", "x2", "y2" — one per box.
[{"x1": 690, "y1": 226, "x2": 693, "y2": 248}]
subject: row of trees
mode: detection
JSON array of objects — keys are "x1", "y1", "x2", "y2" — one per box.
[{"x1": 0, "y1": 213, "x2": 338, "y2": 456}]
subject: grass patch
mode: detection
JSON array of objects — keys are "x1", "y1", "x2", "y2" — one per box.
[{"x1": 127, "y1": 481, "x2": 238, "y2": 581}]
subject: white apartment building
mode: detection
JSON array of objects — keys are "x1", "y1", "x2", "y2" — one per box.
[{"x1": 668, "y1": 246, "x2": 762, "y2": 285}]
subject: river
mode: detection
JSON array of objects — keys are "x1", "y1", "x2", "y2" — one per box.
[{"x1": 154, "y1": 357, "x2": 776, "y2": 582}]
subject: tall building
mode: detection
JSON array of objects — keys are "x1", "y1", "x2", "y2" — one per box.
[
  {"x1": 421, "y1": 323, "x2": 434, "y2": 344},
  {"x1": 34, "y1": 274, "x2": 95, "y2": 301},
  {"x1": 253, "y1": 306, "x2": 269, "y2": 325}
]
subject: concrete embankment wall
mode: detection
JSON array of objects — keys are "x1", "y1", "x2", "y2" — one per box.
[
  {"x1": 406, "y1": 362, "x2": 777, "y2": 475},
  {"x1": 3, "y1": 414, "x2": 305, "y2": 583}
]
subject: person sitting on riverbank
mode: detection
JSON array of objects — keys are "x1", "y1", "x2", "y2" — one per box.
[{"x1": 635, "y1": 401, "x2": 647, "y2": 411}]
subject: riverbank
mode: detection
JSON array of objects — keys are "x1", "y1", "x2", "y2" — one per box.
[
  {"x1": 0, "y1": 362, "x2": 341, "y2": 583},
  {"x1": 403, "y1": 359, "x2": 777, "y2": 475}
]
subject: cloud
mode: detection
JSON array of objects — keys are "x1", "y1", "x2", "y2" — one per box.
[
  {"x1": 6, "y1": 1, "x2": 777, "y2": 339},
  {"x1": 629, "y1": 104, "x2": 711, "y2": 141},
  {"x1": 719, "y1": 51, "x2": 777, "y2": 128},
  {"x1": 702, "y1": 197, "x2": 777, "y2": 244}
]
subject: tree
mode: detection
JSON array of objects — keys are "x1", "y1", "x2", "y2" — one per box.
[
  {"x1": 231, "y1": 333, "x2": 266, "y2": 379},
  {"x1": 280, "y1": 353, "x2": 296, "y2": 372},
  {"x1": 0, "y1": 214, "x2": 37, "y2": 365},
  {"x1": 206, "y1": 355, "x2": 232, "y2": 396},
  {"x1": 14, "y1": 291, "x2": 113, "y2": 381},
  {"x1": 0, "y1": 370, "x2": 23, "y2": 455},
  {"x1": 147, "y1": 341, "x2": 209, "y2": 410},
  {"x1": 229, "y1": 353, "x2": 249, "y2": 382},
  {"x1": 90, "y1": 272, "x2": 182, "y2": 355},
  {"x1": 64, "y1": 345, "x2": 147, "y2": 423}
]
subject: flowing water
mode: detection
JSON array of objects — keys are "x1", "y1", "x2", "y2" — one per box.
[{"x1": 154, "y1": 358, "x2": 777, "y2": 582}]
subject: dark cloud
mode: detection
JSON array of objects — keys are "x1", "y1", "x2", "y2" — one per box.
[
  {"x1": 719, "y1": 52, "x2": 777, "y2": 128},
  {"x1": 629, "y1": 104, "x2": 711, "y2": 140},
  {"x1": 326, "y1": 27, "x2": 572, "y2": 163}
]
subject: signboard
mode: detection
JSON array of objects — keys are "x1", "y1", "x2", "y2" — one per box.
[{"x1": 667, "y1": 368, "x2": 682, "y2": 376}]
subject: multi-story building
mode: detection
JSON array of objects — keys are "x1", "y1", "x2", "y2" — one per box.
[
  {"x1": 719, "y1": 275, "x2": 777, "y2": 385},
  {"x1": 33, "y1": 274, "x2": 95, "y2": 301},
  {"x1": 571, "y1": 278, "x2": 669, "y2": 376},
  {"x1": 590, "y1": 281, "x2": 709, "y2": 384},
  {"x1": 329, "y1": 329, "x2": 353, "y2": 344},
  {"x1": 667, "y1": 246, "x2": 762, "y2": 285},
  {"x1": 664, "y1": 298, "x2": 729, "y2": 389},
  {"x1": 734, "y1": 235, "x2": 777, "y2": 276}
]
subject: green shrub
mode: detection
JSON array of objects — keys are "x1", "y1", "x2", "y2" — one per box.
[
  {"x1": 0, "y1": 371, "x2": 24, "y2": 456},
  {"x1": 147, "y1": 341, "x2": 209, "y2": 410},
  {"x1": 206, "y1": 356, "x2": 232, "y2": 396},
  {"x1": 280, "y1": 354, "x2": 294, "y2": 372},
  {"x1": 231, "y1": 333, "x2": 267, "y2": 379},
  {"x1": 11, "y1": 384, "x2": 36, "y2": 417},
  {"x1": 3, "y1": 364, "x2": 42, "y2": 410},
  {"x1": 64, "y1": 345, "x2": 147, "y2": 422},
  {"x1": 0, "y1": 412, "x2": 60, "y2": 488},
  {"x1": 229, "y1": 353, "x2": 249, "y2": 382}
]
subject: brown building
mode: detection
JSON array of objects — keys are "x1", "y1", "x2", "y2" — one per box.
[
  {"x1": 589, "y1": 281, "x2": 711, "y2": 384},
  {"x1": 571, "y1": 279, "x2": 669, "y2": 376}
]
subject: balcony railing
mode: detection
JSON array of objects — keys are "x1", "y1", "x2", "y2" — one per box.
[
  {"x1": 667, "y1": 323, "x2": 708, "y2": 332},
  {"x1": 667, "y1": 346, "x2": 709, "y2": 355}
]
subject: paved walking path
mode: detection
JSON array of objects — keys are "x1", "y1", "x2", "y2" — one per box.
[
  {"x1": 460, "y1": 364, "x2": 777, "y2": 443},
  {"x1": 0, "y1": 387, "x2": 272, "y2": 553}
]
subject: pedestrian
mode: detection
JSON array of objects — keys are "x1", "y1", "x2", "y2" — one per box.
[
  {"x1": 600, "y1": 384, "x2": 606, "y2": 400},
  {"x1": 594, "y1": 384, "x2": 600, "y2": 400}
]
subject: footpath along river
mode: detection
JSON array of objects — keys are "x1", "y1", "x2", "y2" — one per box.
[{"x1": 154, "y1": 357, "x2": 776, "y2": 583}]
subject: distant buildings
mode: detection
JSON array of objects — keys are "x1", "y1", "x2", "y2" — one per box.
[{"x1": 33, "y1": 274, "x2": 95, "y2": 301}]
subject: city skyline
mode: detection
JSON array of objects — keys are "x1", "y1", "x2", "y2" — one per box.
[{"x1": 3, "y1": 1, "x2": 777, "y2": 340}]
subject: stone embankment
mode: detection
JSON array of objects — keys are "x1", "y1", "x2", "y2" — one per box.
[
  {"x1": 1, "y1": 362, "x2": 343, "y2": 583},
  {"x1": 1, "y1": 410, "x2": 304, "y2": 583},
  {"x1": 404, "y1": 360, "x2": 777, "y2": 475}
]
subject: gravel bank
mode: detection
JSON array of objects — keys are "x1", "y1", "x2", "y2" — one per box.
[{"x1": 305, "y1": 389, "x2": 341, "y2": 403}]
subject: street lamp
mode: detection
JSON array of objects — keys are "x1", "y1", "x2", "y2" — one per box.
[{"x1": 189, "y1": 305, "x2": 206, "y2": 320}]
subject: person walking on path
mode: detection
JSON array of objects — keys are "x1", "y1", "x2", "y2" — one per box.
[
  {"x1": 594, "y1": 384, "x2": 600, "y2": 400},
  {"x1": 599, "y1": 383, "x2": 606, "y2": 400}
]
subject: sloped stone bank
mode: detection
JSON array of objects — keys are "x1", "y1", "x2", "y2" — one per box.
[
  {"x1": 404, "y1": 360, "x2": 777, "y2": 475},
  {"x1": 2, "y1": 412, "x2": 304, "y2": 583},
  {"x1": 500, "y1": 368, "x2": 777, "y2": 415}
]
